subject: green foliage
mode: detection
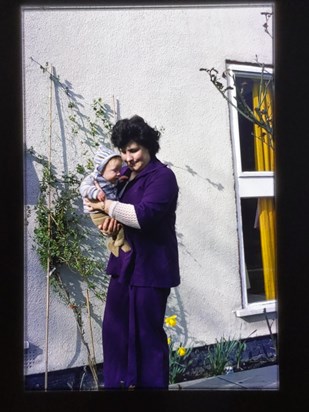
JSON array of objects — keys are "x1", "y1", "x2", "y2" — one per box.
[
  {"x1": 168, "y1": 337, "x2": 193, "y2": 384},
  {"x1": 91, "y1": 97, "x2": 114, "y2": 136},
  {"x1": 235, "y1": 339, "x2": 247, "y2": 370},
  {"x1": 164, "y1": 316, "x2": 194, "y2": 384},
  {"x1": 27, "y1": 59, "x2": 119, "y2": 389},
  {"x1": 29, "y1": 147, "x2": 109, "y2": 302},
  {"x1": 28, "y1": 59, "x2": 116, "y2": 304},
  {"x1": 206, "y1": 336, "x2": 246, "y2": 376}
]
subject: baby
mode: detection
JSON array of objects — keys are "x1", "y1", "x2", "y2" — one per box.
[{"x1": 79, "y1": 145, "x2": 131, "y2": 257}]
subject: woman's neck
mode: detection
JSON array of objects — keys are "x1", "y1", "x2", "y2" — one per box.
[{"x1": 129, "y1": 171, "x2": 137, "y2": 181}]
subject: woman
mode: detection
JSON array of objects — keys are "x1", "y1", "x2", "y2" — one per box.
[{"x1": 85, "y1": 115, "x2": 180, "y2": 390}]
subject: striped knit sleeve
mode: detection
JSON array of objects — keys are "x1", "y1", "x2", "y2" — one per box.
[{"x1": 109, "y1": 201, "x2": 141, "y2": 229}]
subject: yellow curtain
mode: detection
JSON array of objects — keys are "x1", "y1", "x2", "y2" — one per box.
[{"x1": 253, "y1": 82, "x2": 277, "y2": 300}]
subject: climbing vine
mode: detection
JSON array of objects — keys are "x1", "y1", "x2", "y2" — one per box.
[
  {"x1": 27, "y1": 58, "x2": 117, "y2": 389},
  {"x1": 28, "y1": 147, "x2": 108, "y2": 299}
]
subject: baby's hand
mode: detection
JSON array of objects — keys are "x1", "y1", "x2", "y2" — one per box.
[
  {"x1": 97, "y1": 190, "x2": 106, "y2": 202},
  {"x1": 119, "y1": 175, "x2": 129, "y2": 182}
]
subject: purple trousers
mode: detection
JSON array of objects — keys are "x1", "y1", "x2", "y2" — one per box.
[{"x1": 102, "y1": 276, "x2": 170, "y2": 389}]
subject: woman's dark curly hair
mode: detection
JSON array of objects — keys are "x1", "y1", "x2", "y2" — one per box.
[{"x1": 111, "y1": 115, "x2": 161, "y2": 158}]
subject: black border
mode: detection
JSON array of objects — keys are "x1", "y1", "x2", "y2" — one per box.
[{"x1": 2, "y1": 0, "x2": 309, "y2": 410}]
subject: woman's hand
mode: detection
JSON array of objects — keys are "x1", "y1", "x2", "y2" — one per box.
[
  {"x1": 84, "y1": 198, "x2": 105, "y2": 212},
  {"x1": 98, "y1": 217, "x2": 121, "y2": 237}
]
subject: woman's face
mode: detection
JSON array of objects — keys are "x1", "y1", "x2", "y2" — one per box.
[{"x1": 120, "y1": 141, "x2": 151, "y2": 174}]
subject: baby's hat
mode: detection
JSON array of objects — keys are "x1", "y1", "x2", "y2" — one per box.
[{"x1": 94, "y1": 145, "x2": 121, "y2": 173}]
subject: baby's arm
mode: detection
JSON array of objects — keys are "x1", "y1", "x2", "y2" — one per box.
[
  {"x1": 80, "y1": 174, "x2": 102, "y2": 199},
  {"x1": 94, "y1": 180, "x2": 106, "y2": 201}
]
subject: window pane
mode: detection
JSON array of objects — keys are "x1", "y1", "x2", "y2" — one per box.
[
  {"x1": 241, "y1": 197, "x2": 266, "y2": 302},
  {"x1": 235, "y1": 75, "x2": 274, "y2": 172},
  {"x1": 236, "y1": 77, "x2": 255, "y2": 171}
]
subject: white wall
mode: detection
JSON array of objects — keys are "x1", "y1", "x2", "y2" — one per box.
[{"x1": 23, "y1": 4, "x2": 275, "y2": 375}]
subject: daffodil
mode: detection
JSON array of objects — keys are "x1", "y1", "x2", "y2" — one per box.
[
  {"x1": 177, "y1": 347, "x2": 187, "y2": 357},
  {"x1": 164, "y1": 315, "x2": 177, "y2": 327}
]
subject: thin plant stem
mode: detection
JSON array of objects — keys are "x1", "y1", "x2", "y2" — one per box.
[
  {"x1": 86, "y1": 289, "x2": 99, "y2": 389},
  {"x1": 44, "y1": 63, "x2": 53, "y2": 391}
]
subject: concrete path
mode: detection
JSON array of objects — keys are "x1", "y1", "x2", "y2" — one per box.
[{"x1": 169, "y1": 364, "x2": 279, "y2": 390}]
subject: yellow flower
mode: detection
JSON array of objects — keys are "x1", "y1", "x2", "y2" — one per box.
[
  {"x1": 164, "y1": 315, "x2": 177, "y2": 327},
  {"x1": 167, "y1": 337, "x2": 171, "y2": 345},
  {"x1": 177, "y1": 347, "x2": 187, "y2": 357}
]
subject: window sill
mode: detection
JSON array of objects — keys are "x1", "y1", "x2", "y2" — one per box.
[
  {"x1": 239, "y1": 172, "x2": 274, "y2": 178},
  {"x1": 235, "y1": 300, "x2": 277, "y2": 317}
]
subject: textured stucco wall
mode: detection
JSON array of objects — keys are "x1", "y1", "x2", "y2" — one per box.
[{"x1": 23, "y1": 5, "x2": 274, "y2": 375}]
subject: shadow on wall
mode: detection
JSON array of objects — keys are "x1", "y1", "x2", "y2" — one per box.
[
  {"x1": 163, "y1": 160, "x2": 224, "y2": 192},
  {"x1": 163, "y1": 158, "x2": 225, "y2": 347},
  {"x1": 24, "y1": 148, "x2": 41, "y2": 205},
  {"x1": 165, "y1": 286, "x2": 192, "y2": 346},
  {"x1": 50, "y1": 64, "x2": 115, "y2": 322},
  {"x1": 27, "y1": 61, "x2": 229, "y2": 368},
  {"x1": 25, "y1": 63, "x2": 118, "y2": 369},
  {"x1": 52, "y1": 65, "x2": 116, "y2": 163},
  {"x1": 176, "y1": 230, "x2": 202, "y2": 268},
  {"x1": 24, "y1": 342, "x2": 44, "y2": 374}
]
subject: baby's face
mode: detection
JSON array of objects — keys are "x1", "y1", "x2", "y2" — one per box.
[{"x1": 102, "y1": 157, "x2": 122, "y2": 183}]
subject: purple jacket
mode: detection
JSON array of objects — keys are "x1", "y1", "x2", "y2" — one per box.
[{"x1": 106, "y1": 158, "x2": 180, "y2": 288}]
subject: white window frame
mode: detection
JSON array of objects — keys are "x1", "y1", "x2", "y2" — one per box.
[{"x1": 226, "y1": 62, "x2": 276, "y2": 317}]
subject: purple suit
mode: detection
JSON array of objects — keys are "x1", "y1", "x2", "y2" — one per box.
[{"x1": 102, "y1": 158, "x2": 180, "y2": 389}]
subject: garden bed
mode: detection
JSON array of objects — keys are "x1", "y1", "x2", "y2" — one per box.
[
  {"x1": 25, "y1": 334, "x2": 277, "y2": 390},
  {"x1": 176, "y1": 334, "x2": 277, "y2": 384}
]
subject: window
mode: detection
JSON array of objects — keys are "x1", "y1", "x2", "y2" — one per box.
[{"x1": 226, "y1": 62, "x2": 276, "y2": 316}]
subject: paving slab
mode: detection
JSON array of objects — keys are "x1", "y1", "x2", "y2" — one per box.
[{"x1": 169, "y1": 364, "x2": 279, "y2": 390}]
